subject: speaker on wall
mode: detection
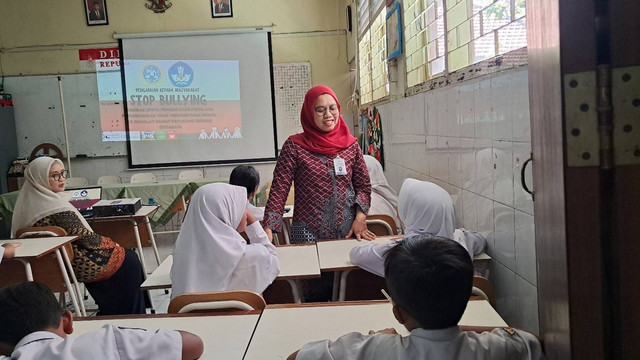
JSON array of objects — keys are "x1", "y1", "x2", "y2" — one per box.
[{"x1": 346, "y1": 5, "x2": 352, "y2": 32}]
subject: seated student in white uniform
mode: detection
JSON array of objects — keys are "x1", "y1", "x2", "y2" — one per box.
[
  {"x1": 0, "y1": 242, "x2": 20, "y2": 264},
  {"x1": 229, "y1": 165, "x2": 264, "y2": 221},
  {"x1": 363, "y1": 155, "x2": 400, "y2": 230},
  {"x1": 170, "y1": 183, "x2": 280, "y2": 300},
  {"x1": 349, "y1": 178, "x2": 487, "y2": 277},
  {"x1": 288, "y1": 236, "x2": 543, "y2": 360},
  {"x1": 0, "y1": 282, "x2": 203, "y2": 360}
]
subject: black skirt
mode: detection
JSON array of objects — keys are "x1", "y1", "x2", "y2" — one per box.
[{"x1": 85, "y1": 249, "x2": 147, "y2": 315}]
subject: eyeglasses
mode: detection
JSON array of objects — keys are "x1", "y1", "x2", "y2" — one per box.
[
  {"x1": 314, "y1": 105, "x2": 339, "y2": 116},
  {"x1": 49, "y1": 170, "x2": 69, "y2": 182}
]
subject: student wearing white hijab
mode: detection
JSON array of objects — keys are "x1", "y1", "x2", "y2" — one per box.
[
  {"x1": 363, "y1": 155, "x2": 399, "y2": 230},
  {"x1": 349, "y1": 178, "x2": 487, "y2": 277},
  {"x1": 170, "y1": 183, "x2": 279, "y2": 300},
  {"x1": 11, "y1": 157, "x2": 146, "y2": 315}
]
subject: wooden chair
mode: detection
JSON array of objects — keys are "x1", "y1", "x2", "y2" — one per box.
[
  {"x1": 262, "y1": 280, "x2": 297, "y2": 304},
  {"x1": 342, "y1": 269, "x2": 388, "y2": 301},
  {"x1": 471, "y1": 275, "x2": 496, "y2": 308},
  {"x1": 178, "y1": 169, "x2": 204, "y2": 180},
  {"x1": 97, "y1": 175, "x2": 122, "y2": 185},
  {"x1": 0, "y1": 226, "x2": 86, "y2": 316},
  {"x1": 366, "y1": 214, "x2": 398, "y2": 236},
  {"x1": 168, "y1": 290, "x2": 267, "y2": 314},
  {"x1": 65, "y1": 177, "x2": 89, "y2": 188},
  {"x1": 130, "y1": 172, "x2": 156, "y2": 183}
]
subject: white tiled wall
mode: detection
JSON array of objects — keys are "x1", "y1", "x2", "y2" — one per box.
[{"x1": 377, "y1": 67, "x2": 538, "y2": 334}]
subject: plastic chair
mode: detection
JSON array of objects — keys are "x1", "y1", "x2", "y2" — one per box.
[
  {"x1": 130, "y1": 172, "x2": 156, "y2": 183},
  {"x1": 0, "y1": 226, "x2": 86, "y2": 316},
  {"x1": 178, "y1": 169, "x2": 204, "y2": 180},
  {"x1": 168, "y1": 290, "x2": 267, "y2": 314},
  {"x1": 65, "y1": 177, "x2": 89, "y2": 188},
  {"x1": 471, "y1": 275, "x2": 496, "y2": 308},
  {"x1": 97, "y1": 175, "x2": 122, "y2": 185},
  {"x1": 365, "y1": 214, "x2": 398, "y2": 236}
]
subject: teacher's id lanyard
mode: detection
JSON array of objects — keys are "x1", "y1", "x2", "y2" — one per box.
[{"x1": 334, "y1": 156, "x2": 347, "y2": 176}]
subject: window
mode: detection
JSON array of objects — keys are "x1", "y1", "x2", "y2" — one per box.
[
  {"x1": 404, "y1": 0, "x2": 446, "y2": 87},
  {"x1": 402, "y1": 0, "x2": 527, "y2": 87},
  {"x1": 358, "y1": 0, "x2": 389, "y2": 104}
]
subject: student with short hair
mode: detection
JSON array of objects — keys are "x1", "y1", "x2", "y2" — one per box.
[
  {"x1": 229, "y1": 165, "x2": 264, "y2": 221},
  {"x1": 0, "y1": 282, "x2": 204, "y2": 360},
  {"x1": 288, "y1": 236, "x2": 543, "y2": 360},
  {"x1": 349, "y1": 178, "x2": 487, "y2": 277}
]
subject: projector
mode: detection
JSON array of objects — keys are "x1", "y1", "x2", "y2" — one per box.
[{"x1": 93, "y1": 198, "x2": 142, "y2": 217}]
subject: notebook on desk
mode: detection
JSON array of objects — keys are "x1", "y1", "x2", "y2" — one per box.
[{"x1": 62, "y1": 186, "x2": 102, "y2": 218}]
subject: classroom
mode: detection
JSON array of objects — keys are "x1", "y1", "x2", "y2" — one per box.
[{"x1": 0, "y1": 0, "x2": 638, "y2": 359}]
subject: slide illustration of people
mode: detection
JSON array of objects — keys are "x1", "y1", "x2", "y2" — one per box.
[
  {"x1": 89, "y1": 1, "x2": 105, "y2": 21},
  {"x1": 221, "y1": 127, "x2": 232, "y2": 138},
  {"x1": 209, "y1": 126, "x2": 222, "y2": 139},
  {"x1": 198, "y1": 129, "x2": 208, "y2": 140},
  {"x1": 232, "y1": 127, "x2": 242, "y2": 139}
]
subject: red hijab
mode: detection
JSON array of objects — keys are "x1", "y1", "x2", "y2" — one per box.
[{"x1": 290, "y1": 85, "x2": 357, "y2": 155}]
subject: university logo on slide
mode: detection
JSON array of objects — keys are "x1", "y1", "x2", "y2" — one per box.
[
  {"x1": 142, "y1": 64, "x2": 162, "y2": 84},
  {"x1": 168, "y1": 61, "x2": 194, "y2": 87}
]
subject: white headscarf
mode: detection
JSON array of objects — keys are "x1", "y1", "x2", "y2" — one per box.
[
  {"x1": 398, "y1": 178, "x2": 455, "y2": 239},
  {"x1": 364, "y1": 155, "x2": 399, "y2": 225},
  {"x1": 170, "y1": 183, "x2": 249, "y2": 300},
  {"x1": 11, "y1": 157, "x2": 92, "y2": 236}
]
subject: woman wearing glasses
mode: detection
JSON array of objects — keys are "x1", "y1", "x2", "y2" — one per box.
[
  {"x1": 263, "y1": 85, "x2": 375, "y2": 244},
  {"x1": 11, "y1": 157, "x2": 147, "y2": 315}
]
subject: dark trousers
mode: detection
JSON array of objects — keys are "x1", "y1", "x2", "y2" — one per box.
[{"x1": 85, "y1": 249, "x2": 146, "y2": 315}]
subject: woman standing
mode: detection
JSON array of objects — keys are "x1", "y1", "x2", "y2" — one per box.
[
  {"x1": 263, "y1": 85, "x2": 375, "y2": 243},
  {"x1": 11, "y1": 157, "x2": 146, "y2": 315}
]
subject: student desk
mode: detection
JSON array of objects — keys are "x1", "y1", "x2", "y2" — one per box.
[
  {"x1": 73, "y1": 311, "x2": 260, "y2": 360},
  {"x1": 88, "y1": 206, "x2": 160, "y2": 279},
  {"x1": 317, "y1": 236, "x2": 493, "y2": 301},
  {"x1": 140, "y1": 244, "x2": 321, "y2": 303},
  {"x1": 0, "y1": 236, "x2": 85, "y2": 316},
  {"x1": 244, "y1": 299, "x2": 507, "y2": 360},
  {"x1": 101, "y1": 178, "x2": 225, "y2": 226}
]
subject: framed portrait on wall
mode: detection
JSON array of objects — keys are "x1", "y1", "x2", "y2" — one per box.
[
  {"x1": 211, "y1": 0, "x2": 233, "y2": 18},
  {"x1": 85, "y1": 0, "x2": 109, "y2": 26},
  {"x1": 386, "y1": 2, "x2": 402, "y2": 60}
]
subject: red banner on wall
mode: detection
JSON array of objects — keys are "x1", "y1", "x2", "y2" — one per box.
[
  {"x1": 78, "y1": 48, "x2": 119, "y2": 60},
  {"x1": 78, "y1": 47, "x2": 120, "y2": 71}
]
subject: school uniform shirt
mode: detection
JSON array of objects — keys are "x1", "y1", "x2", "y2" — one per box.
[
  {"x1": 295, "y1": 326, "x2": 544, "y2": 360},
  {"x1": 247, "y1": 201, "x2": 264, "y2": 221},
  {"x1": 350, "y1": 229, "x2": 487, "y2": 277},
  {"x1": 0, "y1": 245, "x2": 4, "y2": 264},
  {"x1": 1, "y1": 325, "x2": 181, "y2": 360}
]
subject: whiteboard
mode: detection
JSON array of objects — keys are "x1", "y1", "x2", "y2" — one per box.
[
  {"x1": 6, "y1": 74, "x2": 127, "y2": 157},
  {"x1": 4, "y1": 62, "x2": 311, "y2": 158}
]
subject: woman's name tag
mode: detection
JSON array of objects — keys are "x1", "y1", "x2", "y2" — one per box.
[{"x1": 334, "y1": 157, "x2": 347, "y2": 175}]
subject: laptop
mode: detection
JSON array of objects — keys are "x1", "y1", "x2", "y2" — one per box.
[{"x1": 62, "y1": 186, "x2": 102, "y2": 218}]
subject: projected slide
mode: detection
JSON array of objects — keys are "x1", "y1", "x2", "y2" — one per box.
[
  {"x1": 118, "y1": 30, "x2": 277, "y2": 167},
  {"x1": 121, "y1": 59, "x2": 242, "y2": 141}
]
